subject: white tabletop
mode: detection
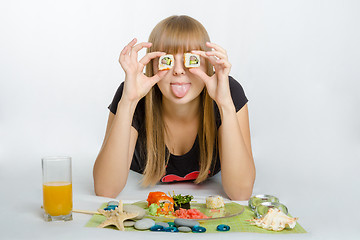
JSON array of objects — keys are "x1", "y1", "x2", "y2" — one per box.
[{"x1": 1, "y1": 157, "x2": 359, "y2": 240}]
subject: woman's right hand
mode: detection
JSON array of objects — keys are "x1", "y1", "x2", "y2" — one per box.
[{"x1": 119, "y1": 38, "x2": 167, "y2": 103}]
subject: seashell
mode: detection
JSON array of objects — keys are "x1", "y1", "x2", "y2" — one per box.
[{"x1": 247, "y1": 208, "x2": 298, "y2": 231}]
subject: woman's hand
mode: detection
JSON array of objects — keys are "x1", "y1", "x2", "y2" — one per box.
[
  {"x1": 190, "y1": 42, "x2": 233, "y2": 108},
  {"x1": 119, "y1": 38, "x2": 167, "y2": 103}
]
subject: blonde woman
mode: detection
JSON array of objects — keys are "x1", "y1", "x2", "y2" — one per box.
[{"x1": 93, "y1": 15, "x2": 255, "y2": 200}]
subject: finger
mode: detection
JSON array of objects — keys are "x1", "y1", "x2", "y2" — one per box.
[
  {"x1": 128, "y1": 38, "x2": 137, "y2": 46},
  {"x1": 123, "y1": 38, "x2": 137, "y2": 56},
  {"x1": 130, "y1": 42, "x2": 152, "y2": 61},
  {"x1": 119, "y1": 38, "x2": 137, "y2": 64},
  {"x1": 120, "y1": 46, "x2": 130, "y2": 64},
  {"x1": 192, "y1": 50, "x2": 218, "y2": 66},
  {"x1": 205, "y1": 50, "x2": 227, "y2": 60},
  {"x1": 206, "y1": 42, "x2": 226, "y2": 54},
  {"x1": 139, "y1": 51, "x2": 166, "y2": 66},
  {"x1": 149, "y1": 69, "x2": 168, "y2": 85},
  {"x1": 120, "y1": 45, "x2": 129, "y2": 56},
  {"x1": 216, "y1": 59, "x2": 232, "y2": 68},
  {"x1": 188, "y1": 68, "x2": 211, "y2": 83}
]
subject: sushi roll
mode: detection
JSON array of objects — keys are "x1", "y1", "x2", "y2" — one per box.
[
  {"x1": 184, "y1": 53, "x2": 200, "y2": 68},
  {"x1": 146, "y1": 191, "x2": 175, "y2": 215},
  {"x1": 172, "y1": 193, "x2": 193, "y2": 210},
  {"x1": 158, "y1": 54, "x2": 174, "y2": 70},
  {"x1": 206, "y1": 195, "x2": 225, "y2": 209}
]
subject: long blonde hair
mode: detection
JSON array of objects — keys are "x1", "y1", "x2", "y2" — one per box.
[{"x1": 141, "y1": 15, "x2": 216, "y2": 186}]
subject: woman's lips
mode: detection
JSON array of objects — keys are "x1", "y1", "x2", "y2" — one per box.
[{"x1": 170, "y1": 83, "x2": 191, "y2": 98}]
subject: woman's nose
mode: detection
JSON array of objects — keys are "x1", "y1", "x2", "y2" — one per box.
[{"x1": 173, "y1": 54, "x2": 185, "y2": 75}]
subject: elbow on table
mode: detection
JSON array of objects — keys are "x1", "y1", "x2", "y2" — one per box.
[
  {"x1": 225, "y1": 183, "x2": 254, "y2": 201},
  {"x1": 227, "y1": 190, "x2": 253, "y2": 201},
  {"x1": 94, "y1": 184, "x2": 124, "y2": 199}
]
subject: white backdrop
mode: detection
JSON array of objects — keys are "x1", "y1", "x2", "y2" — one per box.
[{"x1": 1, "y1": 0, "x2": 359, "y2": 239}]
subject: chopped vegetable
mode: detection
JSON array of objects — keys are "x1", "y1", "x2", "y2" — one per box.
[
  {"x1": 172, "y1": 194, "x2": 193, "y2": 205},
  {"x1": 169, "y1": 192, "x2": 194, "y2": 210},
  {"x1": 174, "y1": 208, "x2": 209, "y2": 219},
  {"x1": 148, "y1": 203, "x2": 159, "y2": 216}
]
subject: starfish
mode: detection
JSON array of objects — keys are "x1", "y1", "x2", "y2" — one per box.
[{"x1": 97, "y1": 200, "x2": 139, "y2": 231}]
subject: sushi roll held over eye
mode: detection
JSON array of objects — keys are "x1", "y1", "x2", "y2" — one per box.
[
  {"x1": 184, "y1": 53, "x2": 200, "y2": 68},
  {"x1": 158, "y1": 54, "x2": 174, "y2": 70}
]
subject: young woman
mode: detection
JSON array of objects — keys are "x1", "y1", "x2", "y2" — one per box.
[{"x1": 93, "y1": 15, "x2": 255, "y2": 200}]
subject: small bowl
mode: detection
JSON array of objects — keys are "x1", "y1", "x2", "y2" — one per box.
[
  {"x1": 248, "y1": 194, "x2": 279, "y2": 210},
  {"x1": 254, "y1": 201, "x2": 288, "y2": 218}
]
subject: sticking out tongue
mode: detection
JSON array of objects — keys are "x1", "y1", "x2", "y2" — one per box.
[{"x1": 170, "y1": 83, "x2": 191, "y2": 98}]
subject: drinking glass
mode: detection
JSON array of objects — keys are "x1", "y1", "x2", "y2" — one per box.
[{"x1": 42, "y1": 156, "x2": 73, "y2": 221}]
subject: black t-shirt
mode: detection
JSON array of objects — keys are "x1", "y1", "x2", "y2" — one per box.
[{"x1": 108, "y1": 76, "x2": 248, "y2": 183}]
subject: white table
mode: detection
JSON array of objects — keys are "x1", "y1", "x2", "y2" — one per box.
[{"x1": 1, "y1": 157, "x2": 359, "y2": 240}]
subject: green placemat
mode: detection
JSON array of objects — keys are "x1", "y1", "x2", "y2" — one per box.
[{"x1": 85, "y1": 202, "x2": 306, "y2": 234}]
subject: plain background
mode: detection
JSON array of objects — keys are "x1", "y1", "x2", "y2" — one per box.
[{"x1": 0, "y1": 0, "x2": 359, "y2": 239}]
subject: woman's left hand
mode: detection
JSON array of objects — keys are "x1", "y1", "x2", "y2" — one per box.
[{"x1": 190, "y1": 42, "x2": 233, "y2": 108}]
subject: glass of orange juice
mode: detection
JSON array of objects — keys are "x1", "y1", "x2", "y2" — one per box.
[{"x1": 42, "y1": 156, "x2": 73, "y2": 221}]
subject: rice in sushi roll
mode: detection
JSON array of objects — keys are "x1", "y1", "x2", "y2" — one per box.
[
  {"x1": 184, "y1": 53, "x2": 200, "y2": 68},
  {"x1": 158, "y1": 54, "x2": 174, "y2": 70},
  {"x1": 206, "y1": 195, "x2": 225, "y2": 209}
]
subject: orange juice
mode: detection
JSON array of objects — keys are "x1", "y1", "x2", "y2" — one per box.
[{"x1": 43, "y1": 181, "x2": 72, "y2": 216}]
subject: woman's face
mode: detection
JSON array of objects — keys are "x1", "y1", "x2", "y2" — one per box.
[{"x1": 153, "y1": 52, "x2": 207, "y2": 105}]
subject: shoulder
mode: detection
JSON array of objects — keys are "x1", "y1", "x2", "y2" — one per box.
[
  {"x1": 229, "y1": 75, "x2": 244, "y2": 91},
  {"x1": 107, "y1": 82, "x2": 145, "y2": 131},
  {"x1": 214, "y1": 76, "x2": 248, "y2": 128}
]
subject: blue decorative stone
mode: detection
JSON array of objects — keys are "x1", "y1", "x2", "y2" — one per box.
[
  {"x1": 216, "y1": 224, "x2": 230, "y2": 231},
  {"x1": 167, "y1": 222, "x2": 175, "y2": 227},
  {"x1": 150, "y1": 225, "x2": 165, "y2": 231},
  {"x1": 192, "y1": 226, "x2": 206, "y2": 233},
  {"x1": 104, "y1": 205, "x2": 117, "y2": 211},
  {"x1": 164, "y1": 226, "x2": 179, "y2": 232}
]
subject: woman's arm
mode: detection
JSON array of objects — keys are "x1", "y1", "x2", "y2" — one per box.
[
  {"x1": 218, "y1": 103, "x2": 255, "y2": 201},
  {"x1": 190, "y1": 42, "x2": 255, "y2": 200},
  {"x1": 93, "y1": 99, "x2": 139, "y2": 198},
  {"x1": 93, "y1": 38, "x2": 167, "y2": 197}
]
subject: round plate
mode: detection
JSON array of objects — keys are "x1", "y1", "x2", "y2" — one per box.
[{"x1": 131, "y1": 200, "x2": 244, "y2": 221}]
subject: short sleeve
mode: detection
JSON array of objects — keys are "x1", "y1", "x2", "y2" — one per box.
[
  {"x1": 108, "y1": 82, "x2": 143, "y2": 131},
  {"x1": 229, "y1": 76, "x2": 248, "y2": 112},
  {"x1": 214, "y1": 76, "x2": 248, "y2": 128},
  {"x1": 108, "y1": 82, "x2": 124, "y2": 115}
]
